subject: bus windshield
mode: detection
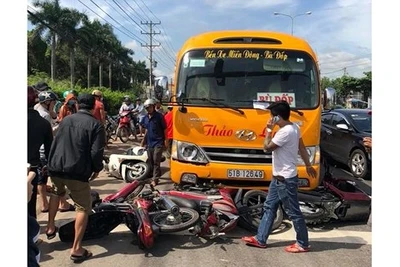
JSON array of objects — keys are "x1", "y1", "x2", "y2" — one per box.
[{"x1": 177, "y1": 48, "x2": 319, "y2": 109}]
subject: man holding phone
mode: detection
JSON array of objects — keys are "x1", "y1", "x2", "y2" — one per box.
[{"x1": 242, "y1": 100, "x2": 317, "y2": 253}]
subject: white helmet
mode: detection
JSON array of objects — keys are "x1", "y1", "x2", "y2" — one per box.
[{"x1": 143, "y1": 98, "x2": 155, "y2": 108}]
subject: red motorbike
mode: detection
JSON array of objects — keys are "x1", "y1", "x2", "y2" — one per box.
[
  {"x1": 116, "y1": 110, "x2": 137, "y2": 143},
  {"x1": 58, "y1": 179, "x2": 199, "y2": 249}
]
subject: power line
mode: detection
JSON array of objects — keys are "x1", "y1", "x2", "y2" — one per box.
[
  {"x1": 321, "y1": 62, "x2": 371, "y2": 75},
  {"x1": 109, "y1": 0, "x2": 146, "y2": 33},
  {"x1": 132, "y1": 0, "x2": 152, "y2": 21},
  {"x1": 89, "y1": 0, "x2": 146, "y2": 44},
  {"x1": 139, "y1": 0, "x2": 177, "y2": 54}
]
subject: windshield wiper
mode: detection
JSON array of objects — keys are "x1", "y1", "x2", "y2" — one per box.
[
  {"x1": 184, "y1": 97, "x2": 244, "y2": 115},
  {"x1": 235, "y1": 100, "x2": 304, "y2": 116}
]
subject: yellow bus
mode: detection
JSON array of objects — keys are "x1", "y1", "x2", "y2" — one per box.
[{"x1": 168, "y1": 30, "x2": 321, "y2": 190}]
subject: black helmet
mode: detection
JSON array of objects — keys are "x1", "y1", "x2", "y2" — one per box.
[
  {"x1": 38, "y1": 90, "x2": 58, "y2": 103},
  {"x1": 33, "y1": 81, "x2": 51, "y2": 92}
]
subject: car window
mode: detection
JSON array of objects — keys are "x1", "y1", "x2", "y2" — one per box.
[
  {"x1": 321, "y1": 114, "x2": 333, "y2": 125},
  {"x1": 349, "y1": 112, "x2": 372, "y2": 132},
  {"x1": 332, "y1": 114, "x2": 347, "y2": 126}
]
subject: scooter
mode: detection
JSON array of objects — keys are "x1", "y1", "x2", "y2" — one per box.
[{"x1": 103, "y1": 146, "x2": 166, "y2": 183}]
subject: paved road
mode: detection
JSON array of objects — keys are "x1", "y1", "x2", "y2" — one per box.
[{"x1": 35, "y1": 140, "x2": 371, "y2": 267}]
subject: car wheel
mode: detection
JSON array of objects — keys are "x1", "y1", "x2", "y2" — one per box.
[{"x1": 349, "y1": 149, "x2": 368, "y2": 178}]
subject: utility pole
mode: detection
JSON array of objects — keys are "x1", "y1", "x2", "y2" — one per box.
[{"x1": 141, "y1": 21, "x2": 161, "y2": 96}]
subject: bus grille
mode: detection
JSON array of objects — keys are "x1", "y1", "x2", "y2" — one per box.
[{"x1": 201, "y1": 147, "x2": 272, "y2": 164}]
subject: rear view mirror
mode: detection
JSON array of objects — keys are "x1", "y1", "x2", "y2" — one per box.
[{"x1": 336, "y1": 124, "x2": 349, "y2": 131}]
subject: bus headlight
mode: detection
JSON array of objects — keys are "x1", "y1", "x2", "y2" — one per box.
[
  {"x1": 171, "y1": 140, "x2": 209, "y2": 164},
  {"x1": 297, "y1": 145, "x2": 320, "y2": 165}
]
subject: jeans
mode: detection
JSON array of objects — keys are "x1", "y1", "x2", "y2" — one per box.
[{"x1": 256, "y1": 175, "x2": 309, "y2": 248}]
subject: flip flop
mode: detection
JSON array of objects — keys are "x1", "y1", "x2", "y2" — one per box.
[
  {"x1": 46, "y1": 226, "x2": 58, "y2": 240},
  {"x1": 241, "y1": 236, "x2": 267, "y2": 248},
  {"x1": 284, "y1": 243, "x2": 310, "y2": 253},
  {"x1": 70, "y1": 249, "x2": 93, "y2": 263},
  {"x1": 41, "y1": 209, "x2": 49, "y2": 213},
  {"x1": 59, "y1": 204, "x2": 75, "y2": 212}
]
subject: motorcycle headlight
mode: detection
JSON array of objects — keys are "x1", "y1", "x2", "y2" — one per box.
[
  {"x1": 171, "y1": 140, "x2": 208, "y2": 164},
  {"x1": 297, "y1": 145, "x2": 320, "y2": 165}
]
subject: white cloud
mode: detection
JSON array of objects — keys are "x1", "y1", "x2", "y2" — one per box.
[
  {"x1": 318, "y1": 51, "x2": 371, "y2": 78},
  {"x1": 204, "y1": 0, "x2": 295, "y2": 9}
]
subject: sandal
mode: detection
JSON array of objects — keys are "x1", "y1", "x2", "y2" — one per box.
[
  {"x1": 41, "y1": 208, "x2": 49, "y2": 213},
  {"x1": 241, "y1": 236, "x2": 267, "y2": 248},
  {"x1": 59, "y1": 204, "x2": 75, "y2": 212},
  {"x1": 284, "y1": 243, "x2": 310, "y2": 253},
  {"x1": 70, "y1": 249, "x2": 93, "y2": 263},
  {"x1": 46, "y1": 226, "x2": 58, "y2": 240}
]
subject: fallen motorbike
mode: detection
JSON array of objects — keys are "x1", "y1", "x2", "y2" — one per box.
[
  {"x1": 278, "y1": 158, "x2": 372, "y2": 226},
  {"x1": 173, "y1": 157, "x2": 371, "y2": 230},
  {"x1": 103, "y1": 146, "x2": 166, "y2": 183},
  {"x1": 95, "y1": 177, "x2": 282, "y2": 238},
  {"x1": 58, "y1": 179, "x2": 200, "y2": 249},
  {"x1": 158, "y1": 185, "x2": 282, "y2": 238}
]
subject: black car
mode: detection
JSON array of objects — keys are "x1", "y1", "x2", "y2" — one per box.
[{"x1": 320, "y1": 108, "x2": 372, "y2": 179}]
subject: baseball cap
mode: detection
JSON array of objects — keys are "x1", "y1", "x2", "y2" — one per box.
[{"x1": 77, "y1": 93, "x2": 95, "y2": 110}]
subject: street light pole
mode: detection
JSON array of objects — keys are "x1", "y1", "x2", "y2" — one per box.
[{"x1": 273, "y1": 11, "x2": 312, "y2": 35}]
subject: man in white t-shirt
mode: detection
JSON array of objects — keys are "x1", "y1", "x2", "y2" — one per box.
[{"x1": 242, "y1": 101, "x2": 317, "y2": 253}]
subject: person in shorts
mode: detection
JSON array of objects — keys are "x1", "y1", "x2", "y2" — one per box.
[{"x1": 46, "y1": 93, "x2": 105, "y2": 263}]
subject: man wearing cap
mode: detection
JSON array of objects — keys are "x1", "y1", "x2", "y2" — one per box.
[
  {"x1": 46, "y1": 93, "x2": 105, "y2": 263},
  {"x1": 140, "y1": 99, "x2": 167, "y2": 186},
  {"x1": 91, "y1": 90, "x2": 105, "y2": 124}
]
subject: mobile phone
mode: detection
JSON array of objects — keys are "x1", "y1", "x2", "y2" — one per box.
[{"x1": 272, "y1": 116, "x2": 280, "y2": 124}]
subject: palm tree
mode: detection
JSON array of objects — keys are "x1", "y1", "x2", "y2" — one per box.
[
  {"x1": 57, "y1": 8, "x2": 87, "y2": 88},
  {"x1": 29, "y1": 0, "x2": 64, "y2": 81}
]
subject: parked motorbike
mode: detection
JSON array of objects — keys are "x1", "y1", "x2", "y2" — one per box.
[
  {"x1": 103, "y1": 146, "x2": 166, "y2": 183},
  {"x1": 105, "y1": 114, "x2": 119, "y2": 143},
  {"x1": 58, "y1": 179, "x2": 200, "y2": 249},
  {"x1": 116, "y1": 110, "x2": 138, "y2": 143}
]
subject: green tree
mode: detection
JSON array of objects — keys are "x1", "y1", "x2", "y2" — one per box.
[{"x1": 29, "y1": 0, "x2": 64, "y2": 81}]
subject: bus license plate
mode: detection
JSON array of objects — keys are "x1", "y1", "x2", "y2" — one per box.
[{"x1": 227, "y1": 169, "x2": 264, "y2": 179}]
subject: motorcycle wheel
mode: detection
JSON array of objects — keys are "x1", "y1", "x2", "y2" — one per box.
[
  {"x1": 151, "y1": 208, "x2": 200, "y2": 233},
  {"x1": 125, "y1": 162, "x2": 150, "y2": 183},
  {"x1": 119, "y1": 127, "x2": 130, "y2": 143},
  {"x1": 242, "y1": 190, "x2": 283, "y2": 231}
]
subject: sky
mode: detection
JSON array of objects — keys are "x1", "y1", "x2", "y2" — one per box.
[{"x1": 27, "y1": 0, "x2": 372, "y2": 82}]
